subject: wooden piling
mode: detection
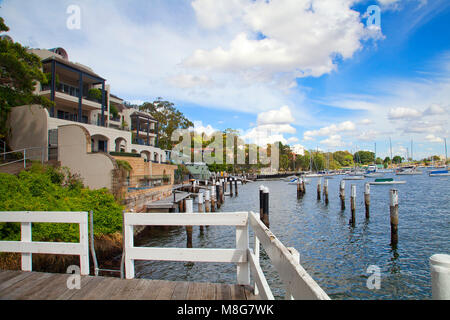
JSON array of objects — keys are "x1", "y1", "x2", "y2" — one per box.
[
  {"x1": 198, "y1": 193, "x2": 204, "y2": 232},
  {"x1": 317, "y1": 178, "x2": 322, "y2": 200},
  {"x1": 210, "y1": 186, "x2": 216, "y2": 212},
  {"x1": 230, "y1": 178, "x2": 233, "y2": 197},
  {"x1": 390, "y1": 189, "x2": 399, "y2": 246},
  {"x1": 216, "y1": 182, "x2": 221, "y2": 209},
  {"x1": 350, "y1": 185, "x2": 356, "y2": 226},
  {"x1": 323, "y1": 179, "x2": 329, "y2": 205},
  {"x1": 340, "y1": 180, "x2": 346, "y2": 210},
  {"x1": 364, "y1": 183, "x2": 370, "y2": 219},
  {"x1": 297, "y1": 177, "x2": 301, "y2": 198},
  {"x1": 205, "y1": 190, "x2": 211, "y2": 213},
  {"x1": 262, "y1": 187, "x2": 270, "y2": 228},
  {"x1": 234, "y1": 178, "x2": 238, "y2": 196},
  {"x1": 302, "y1": 178, "x2": 306, "y2": 194},
  {"x1": 259, "y1": 185, "x2": 264, "y2": 221},
  {"x1": 185, "y1": 199, "x2": 193, "y2": 248}
]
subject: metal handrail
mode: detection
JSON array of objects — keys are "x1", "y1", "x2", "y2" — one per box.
[{"x1": 0, "y1": 146, "x2": 45, "y2": 168}]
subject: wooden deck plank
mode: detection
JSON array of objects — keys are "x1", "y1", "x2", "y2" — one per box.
[
  {"x1": 155, "y1": 280, "x2": 178, "y2": 300},
  {"x1": 0, "y1": 272, "x2": 53, "y2": 300},
  {"x1": 0, "y1": 271, "x2": 37, "y2": 294},
  {"x1": 56, "y1": 275, "x2": 95, "y2": 300},
  {"x1": 0, "y1": 271, "x2": 257, "y2": 300},
  {"x1": 186, "y1": 281, "x2": 204, "y2": 300},
  {"x1": 24, "y1": 273, "x2": 72, "y2": 300},
  {"x1": 230, "y1": 285, "x2": 246, "y2": 300},
  {"x1": 171, "y1": 281, "x2": 190, "y2": 300}
]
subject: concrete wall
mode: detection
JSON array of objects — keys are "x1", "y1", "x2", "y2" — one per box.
[
  {"x1": 58, "y1": 124, "x2": 118, "y2": 190},
  {"x1": 7, "y1": 105, "x2": 49, "y2": 161}
]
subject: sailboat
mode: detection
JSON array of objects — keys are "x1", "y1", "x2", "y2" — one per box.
[{"x1": 429, "y1": 138, "x2": 449, "y2": 176}]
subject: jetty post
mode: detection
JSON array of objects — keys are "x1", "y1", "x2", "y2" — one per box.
[
  {"x1": 323, "y1": 179, "x2": 329, "y2": 205},
  {"x1": 259, "y1": 185, "x2": 265, "y2": 221},
  {"x1": 230, "y1": 178, "x2": 233, "y2": 197},
  {"x1": 317, "y1": 178, "x2": 322, "y2": 200},
  {"x1": 430, "y1": 254, "x2": 450, "y2": 300},
  {"x1": 262, "y1": 187, "x2": 270, "y2": 228},
  {"x1": 340, "y1": 180, "x2": 346, "y2": 210},
  {"x1": 364, "y1": 183, "x2": 370, "y2": 219},
  {"x1": 234, "y1": 178, "x2": 238, "y2": 196},
  {"x1": 205, "y1": 190, "x2": 211, "y2": 213},
  {"x1": 390, "y1": 189, "x2": 399, "y2": 246},
  {"x1": 302, "y1": 177, "x2": 306, "y2": 194},
  {"x1": 350, "y1": 185, "x2": 356, "y2": 226},
  {"x1": 185, "y1": 199, "x2": 193, "y2": 248},
  {"x1": 210, "y1": 186, "x2": 216, "y2": 212},
  {"x1": 297, "y1": 177, "x2": 301, "y2": 198},
  {"x1": 198, "y1": 192, "x2": 204, "y2": 232},
  {"x1": 216, "y1": 182, "x2": 221, "y2": 209}
]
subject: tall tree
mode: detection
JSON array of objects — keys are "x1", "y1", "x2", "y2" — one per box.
[
  {"x1": 137, "y1": 98, "x2": 193, "y2": 150},
  {"x1": 0, "y1": 17, "x2": 53, "y2": 139}
]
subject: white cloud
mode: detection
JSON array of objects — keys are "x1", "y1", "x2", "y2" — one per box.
[
  {"x1": 190, "y1": 121, "x2": 218, "y2": 136},
  {"x1": 168, "y1": 74, "x2": 214, "y2": 89},
  {"x1": 186, "y1": 0, "x2": 382, "y2": 82},
  {"x1": 257, "y1": 106, "x2": 294, "y2": 125},
  {"x1": 320, "y1": 134, "x2": 346, "y2": 148},
  {"x1": 292, "y1": 144, "x2": 306, "y2": 155},
  {"x1": 388, "y1": 107, "x2": 422, "y2": 120},
  {"x1": 287, "y1": 137, "x2": 299, "y2": 144},
  {"x1": 303, "y1": 121, "x2": 356, "y2": 140},
  {"x1": 424, "y1": 134, "x2": 444, "y2": 143}
]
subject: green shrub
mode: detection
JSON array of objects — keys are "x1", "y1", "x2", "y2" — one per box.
[{"x1": 0, "y1": 164, "x2": 123, "y2": 242}]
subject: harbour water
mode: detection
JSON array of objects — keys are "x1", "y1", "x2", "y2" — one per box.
[{"x1": 135, "y1": 171, "x2": 449, "y2": 300}]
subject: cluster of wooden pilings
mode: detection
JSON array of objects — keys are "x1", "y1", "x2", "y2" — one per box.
[
  {"x1": 297, "y1": 177, "x2": 400, "y2": 247},
  {"x1": 179, "y1": 177, "x2": 242, "y2": 248}
]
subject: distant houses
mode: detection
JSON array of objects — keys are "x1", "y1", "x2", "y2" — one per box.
[{"x1": 6, "y1": 46, "x2": 177, "y2": 201}]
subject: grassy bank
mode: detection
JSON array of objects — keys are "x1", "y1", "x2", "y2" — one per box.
[{"x1": 0, "y1": 163, "x2": 124, "y2": 273}]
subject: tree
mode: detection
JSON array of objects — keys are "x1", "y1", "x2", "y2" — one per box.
[
  {"x1": 0, "y1": 17, "x2": 53, "y2": 139},
  {"x1": 333, "y1": 151, "x2": 354, "y2": 167},
  {"x1": 353, "y1": 151, "x2": 375, "y2": 165},
  {"x1": 137, "y1": 98, "x2": 193, "y2": 150},
  {"x1": 383, "y1": 156, "x2": 391, "y2": 164},
  {"x1": 392, "y1": 156, "x2": 403, "y2": 164}
]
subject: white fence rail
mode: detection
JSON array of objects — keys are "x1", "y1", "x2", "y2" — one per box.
[
  {"x1": 0, "y1": 211, "x2": 89, "y2": 275},
  {"x1": 123, "y1": 210, "x2": 330, "y2": 300}
]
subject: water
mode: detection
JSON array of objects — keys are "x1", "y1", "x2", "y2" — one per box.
[{"x1": 134, "y1": 172, "x2": 449, "y2": 300}]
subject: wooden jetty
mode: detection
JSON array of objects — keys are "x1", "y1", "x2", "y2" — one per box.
[
  {"x1": 0, "y1": 209, "x2": 330, "y2": 301},
  {"x1": 146, "y1": 191, "x2": 190, "y2": 212},
  {"x1": 0, "y1": 270, "x2": 257, "y2": 300}
]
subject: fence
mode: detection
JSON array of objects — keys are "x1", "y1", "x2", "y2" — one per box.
[
  {"x1": 0, "y1": 147, "x2": 45, "y2": 169},
  {"x1": 0, "y1": 211, "x2": 89, "y2": 275},
  {"x1": 122, "y1": 209, "x2": 330, "y2": 300}
]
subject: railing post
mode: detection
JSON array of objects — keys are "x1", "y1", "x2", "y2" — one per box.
[
  {"x1": 430, "y1": 254, "x2": 450, "y2": 300},
  {"x1": 124, "y1": 213, "x2": 135, "y2": 279},
  {"x1": 236, "y1": 215, "x2": 250, "y2": 286},
  {"x1": 254, "y1": 214, "x2": 261, "y2": 296},
  {"x1": 285, "y1": 247, "x2": 300, "y2": 300},
  {"x1": 79, "y1": 213, "x2": 89, "y2": 275},
  {"x1": 89, "y1": 211, "x2": 99, "y2": 276},
  {"x1": 185, "y1": 199, "x2": 193, "y2": 248},
  {"x1": 21, "y1": 221, "x2": 32, "y2": 272}
]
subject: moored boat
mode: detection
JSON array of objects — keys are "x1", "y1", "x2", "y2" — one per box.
[
  {"x1": 369, "y1": 178, "x2": 406, "y2": 185},
  {"x1": 429, "y1": 170, "x2": 450, "y2": 177}
]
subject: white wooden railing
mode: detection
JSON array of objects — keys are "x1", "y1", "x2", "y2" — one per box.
[
  {"x1": 0, "y1": 211, "x2": 89, "y2": 275},
  {"x1": 123, "y1": 210, "x2": 330, "y2": 300}
]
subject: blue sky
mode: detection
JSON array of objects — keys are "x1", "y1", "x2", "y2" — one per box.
[{"x1": 1, "y1": 0, "x2": 449, "y2": 159}]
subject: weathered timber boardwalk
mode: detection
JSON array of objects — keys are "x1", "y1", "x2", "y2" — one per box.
[
  {"x1": 146, "y1": 191, "x2": 190, "y2": 210},
  {"x1": 0, "y1": 270, "x2": 258, "y2": 300}
]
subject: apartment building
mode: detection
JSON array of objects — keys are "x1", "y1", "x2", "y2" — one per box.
[{"x1": 8, "y1": 47, "x2": 166, "y2": 164}]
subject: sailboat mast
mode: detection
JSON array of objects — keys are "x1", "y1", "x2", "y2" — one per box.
[
  {"x1": 389, "y1": 137, "x2": 393, "y2": 166},
  {"x1": 445, "y1": 138, "x2": 448, "y2": 165}
]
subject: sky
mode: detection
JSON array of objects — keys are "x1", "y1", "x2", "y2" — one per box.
[{"x1": 1, "y1": 0, "x2": 449, "y2": 160}]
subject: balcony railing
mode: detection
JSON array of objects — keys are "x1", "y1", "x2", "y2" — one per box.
[
  {"x1": 125, "y1": 175, "x2": 171, "y2": 192},
  {"x1": 41, "y1": 83, "x2": 104, "y2": 105}
]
